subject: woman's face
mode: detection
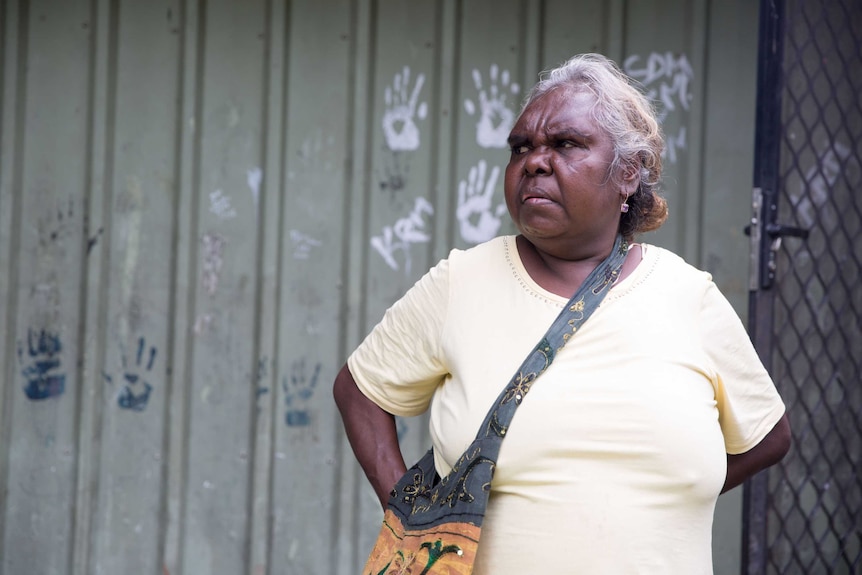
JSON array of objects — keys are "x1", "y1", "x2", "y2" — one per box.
[{"x1": 504, "y1": 88, "x2": 636, "y2": 255}]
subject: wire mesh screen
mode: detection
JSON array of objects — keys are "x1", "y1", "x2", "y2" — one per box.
[{"x1": 764, "y1": 0, "x2": 862, "y2": 572}]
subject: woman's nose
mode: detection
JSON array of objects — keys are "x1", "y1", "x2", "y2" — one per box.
[{"x1": 524, "y1": 147, "x2": 552, "y2": 175}]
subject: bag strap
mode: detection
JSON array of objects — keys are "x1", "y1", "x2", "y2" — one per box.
[
  {"x1": 475, "y1": 234, "x2": 629, "y2": 444},
  {"x1": 389, "y1": 236, "x2": 630, "y2": 530}
]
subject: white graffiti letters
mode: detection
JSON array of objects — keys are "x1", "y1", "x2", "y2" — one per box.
[
  {"x1": 665, "y1": 126, "x2": 687, "y2": 165},
  {"x1": 624, "y1": 52, "x2": 693, "y2": 118},
  {"x1": 464, "y1": 64, "x2": 520, "y2": 149},
  {"x1": 456, "y1": 160, "x2": 506, "y2": 244},
  {"x1": 371, "y1": 197, "x2": 434, "y2": 273},
  {"x1": 209, "y1": 190, "x2": 237, "y2": 220},
  {"x1": 382, "y1": 67, "x2": 428, "y2": 151},
  {"x1": 289, "y1": 230, "x2": 322, "y2": 260},
  {"x1": 201, "y1": 233, "x2": 226, "y2": 296},
  {"x1": 624, "y1": 52, "x2": 693, "y2": 164}
]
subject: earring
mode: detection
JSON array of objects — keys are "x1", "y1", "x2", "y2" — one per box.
[{"x1": 620, "y1": 195, "x2": 630, "y2": 213}]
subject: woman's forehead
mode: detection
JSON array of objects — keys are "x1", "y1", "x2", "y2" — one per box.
[{"x1": 514, "y1": 89, "x2": 603, "y2": 136}]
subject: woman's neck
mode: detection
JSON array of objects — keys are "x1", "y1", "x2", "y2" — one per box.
[{"x1": 515, "y1": 235, "x2": 642, "y2": 298}]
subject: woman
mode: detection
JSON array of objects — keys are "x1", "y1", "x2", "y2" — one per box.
[{"x1": 334, "y1": 53, "x2": 790, "y2": 573}]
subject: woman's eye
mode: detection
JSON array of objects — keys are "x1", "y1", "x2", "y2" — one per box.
[
  {"x1": 511, "y1": 144, "x2": 530, "y2": 154},
  {"x1": 559, "y1": 140, "x2": 578, "y2": 149}
]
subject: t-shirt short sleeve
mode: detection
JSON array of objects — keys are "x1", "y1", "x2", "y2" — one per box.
[
  {"x1": 347, "y1": 257, "x2": 451, "y2": 417},
  {"x1": 699, "y1": 279, "x2": 786, "y2": 454}
]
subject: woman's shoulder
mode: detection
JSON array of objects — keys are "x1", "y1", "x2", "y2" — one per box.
[
  {"x1": 411, "y1": 236, "x2": 515, "y2": 298},
  {"x1": 445, "y1": 235, "x2": 513, "y2": 273},
  {"x1": 448, "y1": 235, "x2": 510, "y2": 258},
  {"x1": 644, "y1": 244, "x2": 712, "y2": 281},
  {"x1": 617, "y1": 243, "x2": 714, "y2": 297},
  {"x1": 440, "y1": 235, "x2": 537, "y2": 301}
]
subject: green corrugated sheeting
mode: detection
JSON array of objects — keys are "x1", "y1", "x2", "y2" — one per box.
[{"x1": 0, "y1": 1, "x2": 759, "y2": 573}]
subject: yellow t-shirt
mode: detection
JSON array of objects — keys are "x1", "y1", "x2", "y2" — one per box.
[{"x1": 348, "y1": 236, "x2": 785, "y2": 574}]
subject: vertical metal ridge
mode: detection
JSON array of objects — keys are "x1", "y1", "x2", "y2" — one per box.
[
  {"x1": 332, "y1": 0, "x2": 359, "y2": 568},
  {"x1": 355, "y1": 16, "x2": 382, "y2": 565},
  {"x1": 162, "y1": 0, "x2": 207, "y2": 572},
  {"x1": 603, "y1": 0, "x2": 626, "y2": 62},
  {"x1": 695, "y1": 0, "x2": 715, "y2": 270},
  {"x1": 0, "y1": 2, "x2": 28, "y2": 571},
  {"x1": 423, "y1": 0, "x2": 444, "y2": 261},
  {"x1": 246, "y1": 0, "x2": 290, "y2": 573},
  {"x1": 435, "y1": 0, "x2": 460, "y2": 255},
  {"x1": 335, "y1": 0, "x2": 376, "y2": 569},
  {"x1": 681, "y1": 0, "x2": 709, "y2": 267},
  {"x1": 161, "y1": 0, "x2": 192, "y2": 572},
  {"x1": 537, "y1": 0, "x2": 546, "y2": 69},
  {"x1": 0, "y1": 0, "x2": 5, "y2": 166},
  {"x1": 356, "y1": 0, "x2": 377, "y2": 343},
  {"x1": 519, "y1": 0, "x2": 541, "y2": 97},
  {"x1": 262, "y1": 0, "x2": 292, "y2": 568},
  {"x1": 70, "y1": 0, "x2": 117, "y2": 572},
  {"x1": 337, "y1": 0, "x2": 362, "y2": 366}
]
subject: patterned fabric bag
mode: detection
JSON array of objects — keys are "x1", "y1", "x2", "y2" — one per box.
[{"x1": 362, "y1": 236, "x2": 629, "y2": 575}]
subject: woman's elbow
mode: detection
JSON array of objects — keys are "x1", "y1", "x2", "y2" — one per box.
[
  {"x1": 771, "y1": 412, "x2": 793, "y2": 464},
  {"x1": 333, "y1": 364, "x2": 354, "y2": 411}
]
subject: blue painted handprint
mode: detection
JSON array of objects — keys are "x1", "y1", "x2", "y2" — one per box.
[
  {"x1": 19, "y1": 328, "x2": 66, "y2": 400},
  {"x1": 103, "y1": 337, "x2": 157, "y2": 412},
  {"x1": 284, "y1": 358, "x2": 320, "y2": 427}
]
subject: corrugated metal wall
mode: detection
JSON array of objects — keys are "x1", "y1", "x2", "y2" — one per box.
[{"x1": 0, "y1": 1, "x2": 759, "y2": 573}]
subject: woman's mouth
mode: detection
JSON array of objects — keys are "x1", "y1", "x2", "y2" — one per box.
[{"x1": 520, "y1": 189, "x2": 554, "y2": 205}]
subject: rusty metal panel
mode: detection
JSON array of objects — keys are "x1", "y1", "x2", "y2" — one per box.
[{"x1": 0, "y1": 1, "x2": 761, "y2": 573}]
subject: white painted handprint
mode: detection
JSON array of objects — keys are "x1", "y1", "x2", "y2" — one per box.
[
  {"x1": 382, "y1": 66, "x2": 428, "y2": 151},
  {"x1": 456, "y1": 160, "x2": 507, "y2": 244},
  {"x1": 464, "y1": 64, "x2": 520, "y2": 149}
]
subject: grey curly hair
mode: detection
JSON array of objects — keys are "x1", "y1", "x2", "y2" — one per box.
[{"x1": 520, "y1": 53, "x2": 668, "y2": 239}]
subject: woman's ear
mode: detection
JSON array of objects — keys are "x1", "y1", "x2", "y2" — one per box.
[{"x1": 621, "y1": 166, "x2": 640, "y2": 196}]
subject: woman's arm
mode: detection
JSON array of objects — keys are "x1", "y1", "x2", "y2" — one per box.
[
  {"x1": 722, "y1": 413, "x2": 791, "y2": 493},
  {"x1": 333, "y1": 364, "x2": 407, "y2": 509}
]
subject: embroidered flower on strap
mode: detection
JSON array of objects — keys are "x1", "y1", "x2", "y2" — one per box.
[
  {"x1": 401, "y1": 470, "x2": 430, "y2": 505},
  {"x1": 502, "y1": 371, "x2": 537, "y2": 404}
]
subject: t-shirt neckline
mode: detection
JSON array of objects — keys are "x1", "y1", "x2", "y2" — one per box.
[{"x1": 502, "y1": 235, "x2": 656, "y2": 306}]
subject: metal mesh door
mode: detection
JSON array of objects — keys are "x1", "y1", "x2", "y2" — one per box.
[{"x1": 746, "y1": 0, "x2": 862, "y2": 573}]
